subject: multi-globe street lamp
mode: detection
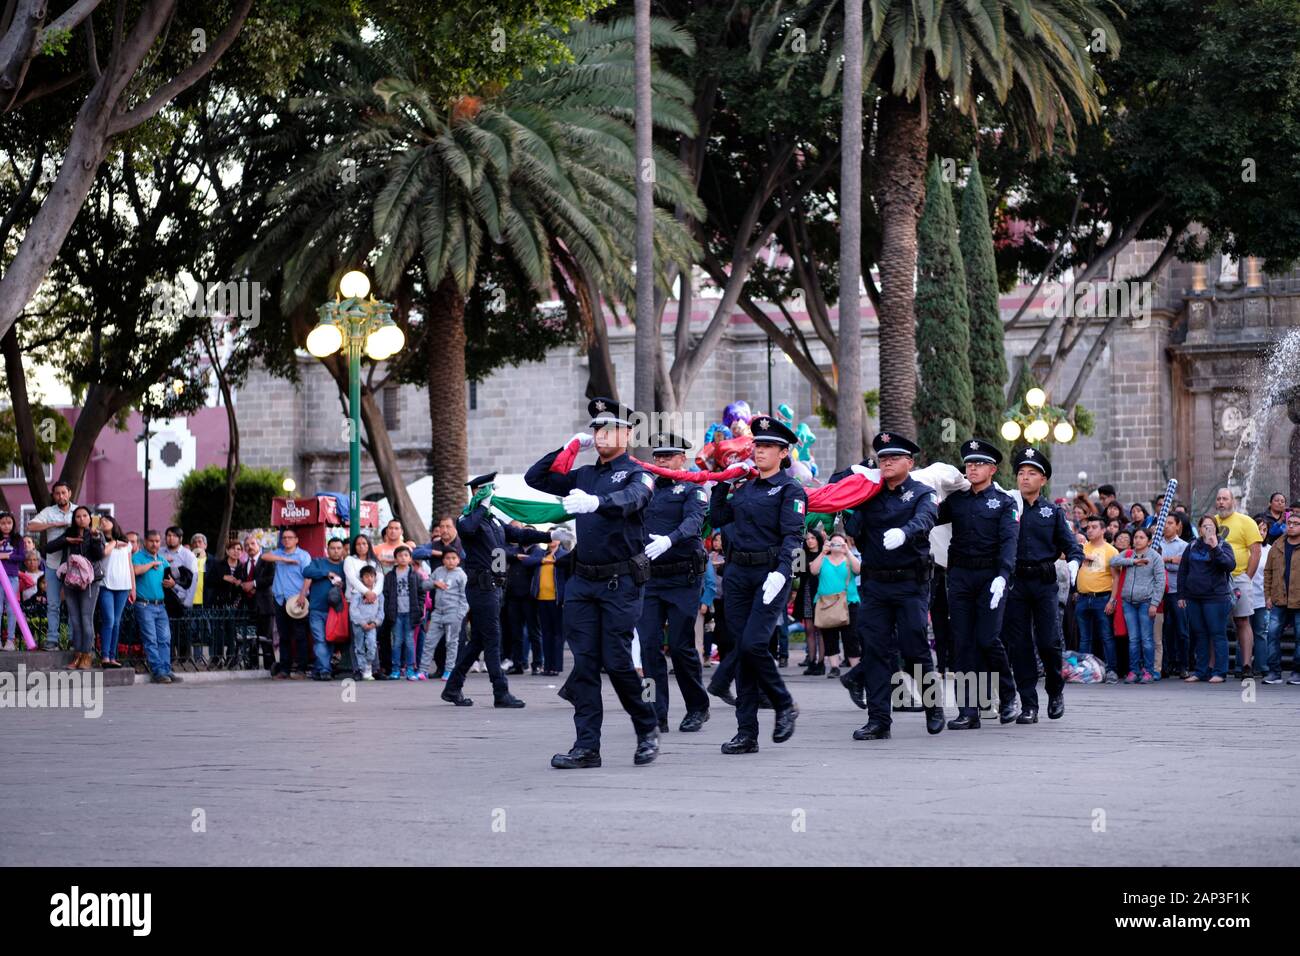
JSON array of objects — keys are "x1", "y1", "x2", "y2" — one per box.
[{"x1": 1000, "y1": 386, "x2": 1076, "y2": 447}]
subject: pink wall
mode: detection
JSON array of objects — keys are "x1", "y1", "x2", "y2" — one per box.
[{"x1": 6, "y1": 405, "x2": 233, "y2": 537}]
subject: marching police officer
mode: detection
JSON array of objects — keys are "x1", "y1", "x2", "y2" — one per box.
[
  {"x1": 935, "y1": 439, "x2": 1020, "y2": 728},
  {"x1": 708, "y1": 414, "x2": 803, "y2": 754},
  {"x1": 525, "y1": 398, "x2": 661, "y2": 769},
  {"x1": 638, "y1": 433, "x2": 712, "y2": 734},
  {"x1": 441, "y1": 473, "x2": 558, "y2": 709},
  {"x1": 1003, "y1": 445, "x2": 1082, "y2": 722},
  {"x1": 833, "y1": 433, "x2": 945, "y2": 740}
]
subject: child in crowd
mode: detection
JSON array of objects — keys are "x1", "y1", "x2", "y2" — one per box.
[
  {"x1": 1112, "y1": 527, "x2": 1164, "y2": 683},
  {"x1": 350, "y1": 565, "x2": 384, "y2": 680},
  {"x1": 382, "y1": 545, "x2": 428, "y2": 680},
  {"x1": 424, "y1": 549, "x2": 468, "y2": 681}
]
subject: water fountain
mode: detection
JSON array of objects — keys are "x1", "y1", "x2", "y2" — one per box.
[{"x1": 1226, "y1": 326, "x2": 1300, "y2": 510}]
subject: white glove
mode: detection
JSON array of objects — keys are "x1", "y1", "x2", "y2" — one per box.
[
  {"x1": 761, "y1": 571, "x2": 786, "y2": 605},
  {"x1": 1067, "y1": 560, "x2": 1079, "y2": 588},
  {"x1": 569, "y1": 432, "x2": 595, "y2": 451},
  {"x1": 645, "y1": 534, "x2": 672, "y2": 561},
  {"x1": 989, "y1": 575, "x2": 1006, "y2": 610},
  {"x1": 735, "y1": 459, "x2": 758, "y2": 476},
  {"x1": 562, "y1": 490, "x2": 600, "y2": 515},
  {"x1": 882, "y1": 528, "x2": 906, "y2": 550},
  {"x1": 850, "y1": 463, "x2": 870, "y2": 476},
  {"x1": 550, "y1": 527, "x2": 575, "y2": 548}
]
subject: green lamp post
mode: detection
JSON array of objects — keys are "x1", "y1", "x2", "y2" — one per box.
[{"x1": 308, "y1": 270, "x2": 405, "y2": 542}]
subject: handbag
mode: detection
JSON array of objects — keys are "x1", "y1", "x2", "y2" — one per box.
[
  {"x1": 325, "y1": 596, "x2": 351, "y2": 643},
  {"x1": 814, "y1": 591, "x2": 850, "y2": 629}
]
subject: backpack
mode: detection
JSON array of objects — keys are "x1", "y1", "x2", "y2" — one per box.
[{"x1": 59, "y1": 553, "x2": 94, "y2": 591}]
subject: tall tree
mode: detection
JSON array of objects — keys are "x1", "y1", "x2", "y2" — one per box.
[
  {"x1": 959, "y1": 153, "x2": 1008, "y2": 470},
  {"x1": 633, "y1": 0, "x2": 656, "y2": 428},
  {"x1": 914, "y1": 159, "x2": 973, "y2": 465}
]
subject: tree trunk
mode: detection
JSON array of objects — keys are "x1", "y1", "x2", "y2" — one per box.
[
  {"x1": 204, "y1": 329, "x2": 239, "y2": 547},
  {"x1": 2, "y1": 324, "x2": 51, "y2": 508},
  {"x1": 872, "y1": 91, "x2": 929, "y2": 438},
  {"x1": 358, "y1": 386, "x2": 429, "y2": 542},
  {"x1": 427, "y1": 275, "x2": 468, "y2": 524},
  {"x1": 58, "y1": 382, "x2": 128, "y2": 500},
  {"x1": 632, "y1": 0, "x2": 656, "y2": 436},
  {"x1": 835, "y1": 0, "x2": 865, "y2": 469}
]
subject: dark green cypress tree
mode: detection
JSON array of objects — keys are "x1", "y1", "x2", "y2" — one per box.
[
  {"x1": 914, "y1": 158, "x2": 975, "y2": 466},
  {"x1": 959, "y1": 152, "x2": 1010, "y2": 481}
]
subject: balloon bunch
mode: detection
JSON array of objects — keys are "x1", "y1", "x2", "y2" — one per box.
[
  {"x1": 777, "y1": 402, "x2": 820, "y2": 483},
  {"x1": 695, "y1": 399, "x2": 822, "y2": 485}
]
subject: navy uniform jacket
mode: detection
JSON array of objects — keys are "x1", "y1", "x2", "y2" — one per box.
[
  {"x1": 1017, "y1": 494, "x2": 1084, "y2": 565},
  {"x1": 709, "y1": 467, "x2": 806, "y2": 579},
  {"x1": 525, "y1": 449, "x2": 654, "y2": 565},
  {"x1": 456, "y1": 505, "x2": 549, "y2": 576},
  {"x1": 936, "y1": 484, "x2": 1019, "y2": 580},
  {"x1": 829, "y1": 467, "x2": 938, "y2": 571},
  {"x1": 645, "y1": 477, "x2": 708, "y2": 564}
]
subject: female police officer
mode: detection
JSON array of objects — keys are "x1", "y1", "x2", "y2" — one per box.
[{"x1": 708, "y1": 414, "x2": 805, "y2": 754}]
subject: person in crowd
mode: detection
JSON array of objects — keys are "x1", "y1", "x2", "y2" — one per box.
[
  {"x1": 159, "y1": 526, "x2": 198, "y2": 625},
  {"x1": 1076, "y1": 514, "x2": 1120, "y2": 683},
  {"x1": 1263, "y1": 507, "x2": 1300, "y2": 685},
  {"x1": 425, "y1": 549, "x2": 469, "y2": 680},
  {"x1": 95, "y1": 514, "x2": 132, "y2": 668},
  {"x1": 1179, "y1": 515, "x2": 1237, "y2": 683},
  {"x1": 1097, "y1": 484, "x2": 1118, "y2": 512},
  {"x1": 412, "y1": 516, "x2": 467, "y2": 675},
  {"x1": 1159, "y1": 513, "x2": 1190, "y2": 678},
  {"x1": 523, "y1": 537, "x2": 569, "y2": 676},
  {"x1": 42, "y1": 506, "x2": 105, "y2": 669},
  {"x1": 261, "y1": 528, "x2": 312, "y2": 679},
  {"x1": 797, "y1": 529, "x2": 825, "y2": 674},
  {"x1": 342, "y1": 534, "x2": 380, "y2": 678},
  {"x1": 503, "y1": 523, "x2": 540, "y2": 674},
  {"x1": 19, "y1": 549, "x2": 44, "y2": 605},
  {"x1": 203, "y1": 538, "x2": 246, "y2": 663},
  {"x1": 373, "y1": 519, "x2": 415, "y2": 573},
  {"x1": 1127, "y1": 503, "x2": 1153, "y2": 535},
  {"x1": 1113, "y1": 529, "x2": 1132, "y2": 554},
  {"x1": 705, "y1": 533, "x2": 727, "y2": 670},
  {"x1": 301, "y1": 537, "x2": 348, "y2": 681},
  {"x1": 1250, "y1": 514, "x2": 1274, "y2": 683},
  {"x1": 1105, "y1": 519, "x2": 1123, "y2": 543},
  {"x1": 699, "y1": 555, "x2": 717, "y2": 672},
  {"x1": 1111, "y1": 527, "x2": 1162, "y2": 683},
  {"x1": 350, "y1": 565, "x2": 384, "y2": 680},
  {"x1": 240, "y1": 536, "x2": 277, "y2": 671},
  {"x1": 1264, "y1": 492, "x2": 1288, "y2": 545},
  {"x1": 382, "y1": 545, "x2": 428, "y2": 680},
  {"x1": 133, "y1": 530, "x2": 180, "y2": 683},
  {"x1": 1071, "y1": 499, "x2": 1095, "y2": 534},
  {"x1": 809, "y1": 531, "x2": 860, "y2": 680},
  {"x1": 190, "y1": 533, "x2": 209, "y2": 606},
  {"x1": 26, "y1": 480, "x2": 76, "y2": 650},
  {"x1": 1214, "y1": 488, "x2": 1263, "y2": 678},
  {"x1": 1103, "y1": 500, "x2": 1126, "y2": 527},
  {"x1": 0, "y1": 511, "x2": 26, "y2": 650}
]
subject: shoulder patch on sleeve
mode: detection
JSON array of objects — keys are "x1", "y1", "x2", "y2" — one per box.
[
  {"x1": 793, "y1": 499, "x2": 805, "y2": 515},
  {"x1": 640, "y1": 472, "x2": 654, "y2": 489},
  {"x1": 695, "y1": 488, "x2": 708, "y2": 503}
]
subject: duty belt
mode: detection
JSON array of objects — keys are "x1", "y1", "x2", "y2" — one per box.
[
  {"x1": 948, "y1": 554, "x2": 1000, "y2": 571},
  {"x1": 575, "y1": 558, "x2": 635, "y2": 580},
  {"x1": 862, "y1": 562, "x2": 930, "y2": 583},
  {"x1": 1014, "y1": 559, "x2": 1057, "y2": 582},
  {"x1": 650, "y1": 560, "x2": 694, "y2": 579},
  {"x1": 730, "y1": 547, "x2": 777, "y2": 567},
  {"x1": 469, "y1": 571, "x2": 506, "y2": 589}
]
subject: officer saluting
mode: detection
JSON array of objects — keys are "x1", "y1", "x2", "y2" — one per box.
[
  {"x1": 1002, "y1": 446, "x2": 1082, "y2": 723},
  {"x1": 638, "y1": 433, "x2": 712, "y2": 734},
  {"x1": 525, "y1": 398, "x2": 661, "y2": 769},
  {"x1": 935, "y1": 438, "x2": 1020, "y2": 728},
  {"x1": 833, "y1": 432, "x2": 945, "y2": 740},
  {"x1": 709, "y1": 414, "x2": 803, "y2": 754},
  {"x1": 441, "y1": 473, "x2": 557, "y2": 709}
]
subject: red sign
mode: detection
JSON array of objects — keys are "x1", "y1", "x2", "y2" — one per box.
[{"x1": 271, "y1": 496, "x2": 381, "y2": 528}]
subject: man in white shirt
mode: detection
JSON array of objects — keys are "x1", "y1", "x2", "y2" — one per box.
[{"x1": 25, "y1": 481, "x2": 76, "y2": 650}]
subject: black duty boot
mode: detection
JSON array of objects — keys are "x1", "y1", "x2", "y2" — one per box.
[
  {"x1": 1047, "y1": 693, "x2": 1064, "y2": 720},
  {"x1": 678, "y1": 710, "x2": 710, "y2": 733},
  {"x1": 441, "y1": 689, "x2": 473, "y2": 706},
  {"x1": 840, "y1": 670, "x2": 867, "y2": 710},
  {"x1": 634, "y1": 731, "x2": 660, "y2": 766},
  {"x1": 708, "y1": 683, "x2": 737, "y2": 707},
  {"x1": 658, "y1": 718, "x2": 670, "y2": 733},
  {"x1": 947, "y1": 713, "x2": 981, "y2": 730},
  {"x1": 494, "y1": 693, "x2": 526, "y2": 709},
  {"x1": 852, "y1": 721, "x2": 890, "y2": 740},
  {"x1": 551, "y1": 747, "x2": 601, "y2": 769},
  {"x1": 772, "y1": 703, "x2": 798, "y2": 743},
  {"x1": 925, "y1": 705, "x2": 946, "y2": 735},
  {"x1": 1016, "y1": 708, "x2": 1039, "y2": 724},
  {"x1": 998, "y1": 699, "x2": 1021, "y2": 724},
  {"x1": 721, "y1": 734, "x2": 759, "y2": 754}
]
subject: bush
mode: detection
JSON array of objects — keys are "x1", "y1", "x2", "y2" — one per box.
[{"x1": 174, "y1": 464, "x2": 288, "y2": 546}]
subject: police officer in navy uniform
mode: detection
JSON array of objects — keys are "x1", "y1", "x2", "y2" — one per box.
[
  {"x1": 935, "y1": 439, "x2": 1020, "y2": 728},
  {"x1": 441, "y1": 473, "x2": 557, "y2": 709},
  {"x1": 708, "y1": 414, "x2": 803, "y2": 754},
  {"x1": 832, "y1": 432, "x2": 945, "y2": 740},
  {"x1": 1003, "y1": 445, "x2": 1082, "y2": 723},
  {"x1": 638, "y1": 433, "x2": 712, "y2": 734},
  {"x1": 525, "y1": 398, "x2": 661, "y2": 769}
]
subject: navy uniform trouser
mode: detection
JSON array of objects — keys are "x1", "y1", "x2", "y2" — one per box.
[
  {"x1": 446, "y1": 582, "x2": 509, "y2": 699},
  {"x1": 946, "y1": 566, "x2": 1017, "y2": 717},
  {"x1": 1002, "y1": 573, "x2": 1064, "y2": 711},
  {"x1": 851, "y1": 577, "x2": 936, "y2": 728},
  {"x1": 563, "y1": 572, "x2": 657, "y2": 751},
  {"x1": 638, "y1": 576, "x2": 709, "y2": 721},
  {"x1": 722, "y1": 564, "x2": 794, "y2": 738}
]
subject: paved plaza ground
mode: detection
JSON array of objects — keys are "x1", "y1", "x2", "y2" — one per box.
[{"x1": 2, "y1": 663, "x2": 1296, "y2": 866}]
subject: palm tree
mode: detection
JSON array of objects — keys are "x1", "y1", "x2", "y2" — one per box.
[
  {"x1": 753, "y1": 0, "x2": 1118, "y2": 438},
  {"x1": 633, "y1": 0, "x2": 656, "y2": 433},
  {"x1": 247, "y1": 19, "x2": 701, "y2": 519},
  {"x1": 837, "y1": 0, "x2": 864, "y2": 469}
]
